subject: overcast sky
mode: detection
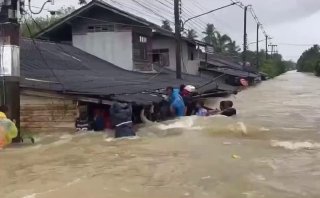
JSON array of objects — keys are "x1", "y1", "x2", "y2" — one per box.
[{"x1": 30, "y1": 0, "x2": 320, "y2": 61}]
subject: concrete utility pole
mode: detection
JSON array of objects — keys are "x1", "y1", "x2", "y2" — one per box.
[
  {"x1": 269, "y1": 44, "x2": 278, "y2": 57},
  {"x1": 174, "y1": 0, "x2": 182, "y2": 79},
  {"x1": 0, "y1": 0, "x2": 22, "y2": 142},
  {"x1": 265, "y1": 35, "x2": 268, "y2": 59},
  {"x1": 242, "y1": 6, "x2": 248, "y2": 67},
  {"x1": 256, "y1": 23, "x2": 259, "y2": 69}
]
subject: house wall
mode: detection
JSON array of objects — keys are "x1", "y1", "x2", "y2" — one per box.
[
  {"x1": 152, "y1": 36, "x2": 200, "y2": 75},
  {"x1": 20, "y1": 92, "x2": 77, "y2": 133},
  {"x1": 70, "y1": 6, "x2": 152, "y2": 71},
  {"x1": 73, "y1": 31, "x2": 133, "y2": 71}
]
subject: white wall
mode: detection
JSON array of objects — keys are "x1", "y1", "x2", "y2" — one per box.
[
  {"x1": 152, "y1": 37, "x2": 176, "y2": 71},
  {"x1": 152, "y1": 37, "x2": 200, "y2": 75},
  {"x1": 73, "y1": 31, "x2": 133, "y2": 71}
]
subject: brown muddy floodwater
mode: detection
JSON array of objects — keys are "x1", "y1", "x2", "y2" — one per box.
[{"x1": 1, "y1": 71, "x2": 320, "y2": 198}]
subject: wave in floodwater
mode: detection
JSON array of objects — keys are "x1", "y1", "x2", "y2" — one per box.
[
  {"x1": 1, "y1": 72, "x2": 320, "y2": 198},
  {"x1": 271, "y1": 140, "x2": 320, "y2": 150}
]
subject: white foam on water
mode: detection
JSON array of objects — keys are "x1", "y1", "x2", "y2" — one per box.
[
  {"x1": 157, "y1": 117, "x2": 197, "y2": 130},
  {"x1": 22, "y1": 194, "x2": 37, "y2": 198},
  {"x1": 22, "y1": 177, "x2": 83, "y2": 198},
  {"x1": 271, "y1": 140, "x2": 320, "y2": 150},
  {"x1": 105, "y1": 136, "x2": 140, "y2": 142}
]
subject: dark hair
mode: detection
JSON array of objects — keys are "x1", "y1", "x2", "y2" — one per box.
[
  {"x1": 221, "y1": 108, "x2": 236, "y2": 117},
  {"x1": 225, "y1": 101, "x2": 233, "y2": 108},
  {"x1": 180, "y1": 84, "x2": 186, "y2": 92},
  {"x1": 220, "y1": 101, "x2": 233, "y2": 110},
  {"x1": 166, "y1": 86, "x2": 173, "y2": 92},
  {"x1": 0, "y1": 105, "x2": 8, "y2": 113}
]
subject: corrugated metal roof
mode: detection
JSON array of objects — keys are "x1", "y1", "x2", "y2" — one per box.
[{"x1": 20, "y1": 39, "x2": 237, "y2": 104}]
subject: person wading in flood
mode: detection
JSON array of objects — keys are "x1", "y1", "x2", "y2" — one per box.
[
  {"x1": 110, "y1": 102, "x2": 135, "y2": 138},
  {"x1": 219, "y1": 101, "x2": 237, "y2": 117},
  {"x1": 166, "y1": 86, "x2": 186, "y2": 117}
]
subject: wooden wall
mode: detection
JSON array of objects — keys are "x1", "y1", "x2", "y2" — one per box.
[{"x1": 20, "y1": 92, "x2": 77, "y2": 133}]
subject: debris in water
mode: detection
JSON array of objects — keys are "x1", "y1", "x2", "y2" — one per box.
[
  {"x1": 232, "y1": 154, "x2": 241, "y2": 159},
  {"x1": 184, "y1": 192, "x2": 191, "y2": 196},
  {"x1": 201, "y1": 176, "x2": 212, "y2": 180},
  {"x1": 105, "y1": 138, "x2": 114, "y2": 142}
]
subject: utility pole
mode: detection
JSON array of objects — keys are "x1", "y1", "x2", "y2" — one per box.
[
  {"x1": 174, "y1": 0, "x2": 182, "y2": 79},
  {"x1": 242, "y1": 6, "x2": 248, "y2": 67},
  {"x1": 256, "y1": 23, "x2": 259, "y2": 69},
  {"x1": 265, "y1": 35, "x2": 268, "y2": 59},
  {"x1": 0, "y1": 0, "x2": 22, "y2": 142},
  {"x1": 269, "y1": 44, "x2": 278, "y2": 57}
]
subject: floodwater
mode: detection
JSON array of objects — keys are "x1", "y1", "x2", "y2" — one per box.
[{"x1": 1, "y1": 71, "x2": 320, "y2": 198}]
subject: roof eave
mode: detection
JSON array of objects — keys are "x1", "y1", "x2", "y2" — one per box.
[{"x1": 35, "y1": 1, "x2": 150, "y2": 39}]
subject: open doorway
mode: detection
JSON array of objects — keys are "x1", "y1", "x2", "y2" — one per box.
[{"x1": 152, "y1": 49, "x2": 170, "y2": 67}]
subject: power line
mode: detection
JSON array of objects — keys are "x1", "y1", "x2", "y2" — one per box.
[
  {"x1": 130, "y1": 0, "x2": 174, "y2": 24},
  {"x1": 105, "y1": 0, "x2": 171, "y2": 24},
  {"x1": 277, "y1": 43, "x2": 316, "y2": 47},
  {"x1": 23, "y1": 14, "x2": 65, "y2": 91}
]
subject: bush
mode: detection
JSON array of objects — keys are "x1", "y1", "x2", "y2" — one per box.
[
  {"x1": 260, "y1": 59, "x2": 286, "y2": 78},
  {"x1": 315, "y1": 62, "x2": 320, "y2": 77}
]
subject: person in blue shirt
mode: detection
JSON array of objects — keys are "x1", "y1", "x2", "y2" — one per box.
[{"x1": 166, "y1": 86, "x2": 186, "y2": 117}]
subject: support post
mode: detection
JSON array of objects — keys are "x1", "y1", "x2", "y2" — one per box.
[
  {"x1": 242, "y1": 6, "x2": 248, "y2": 67},
  {"x1": 265, "y1": 35, "x2": 268, "y2": 59},
  {"x1": 0, "y1": 0, "x2": 21, "y2": 142},
  {"x1": 174, "y1": 0, "x2": 182, "y2": 79},
  {"x1": 256, "y1": 23, "x2": 259, "y2": 69}
]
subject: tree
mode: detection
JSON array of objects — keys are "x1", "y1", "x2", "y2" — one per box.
[
  {"x1": 283, "y1": 60, "x2": 296, "y2": 71},
  {"x1": 79, "y1": 0, "x2": 87, "y2": 5},
  {"x1": 202, "y1": 23, "x2": 240, "y2": 54},
  {"x1": 161, "y1": 20, "x2": 173, "y2": 32},
  {"x1": 187, "y1": 29, "x2": 197, "y2": 40},
  {"x1": 297, "y1": 45, "x2": 320, "y2": 73},
  {"x1": 203, "y1": 24, "x2": 216, "y2": 45},
  {"x1": 227, "y1": 40, "x2": 241, "y2": 55},
  {"x1": 21, "y1": 6, "x2": 75, "y2": 37},
  {"x1": 213, "y1": 32, "x2": 232, "y2": 53},
  {"x1": 315, "y1": 61, "x2": 320, "y2": 76}
]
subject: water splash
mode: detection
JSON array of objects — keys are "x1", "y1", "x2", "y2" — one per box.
[{"x1": 271, "y1": 140, "x2": 320, "y2": 150}]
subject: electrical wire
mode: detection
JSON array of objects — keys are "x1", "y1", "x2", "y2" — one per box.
[
  {"x1": 130, "y1": 0, "x2": 174, "y2": 24},
  {"x1": 28, "y1": 0, "x2": 51, "y2": 15},
  {"x1": 277, "y1": 43, "x2": 315, "y2": 47},
  {"x1": 23, "y1": 15, "x2": 65, "y2": 91}
]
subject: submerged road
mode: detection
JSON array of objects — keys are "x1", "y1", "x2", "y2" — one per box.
[{"x1": 1, "y1": 71, "x2": 320, "y2": 198}]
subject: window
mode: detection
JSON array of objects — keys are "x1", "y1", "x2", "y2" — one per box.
[
  {"x1": 139, "y1": 36, "x2": 147, "y2": 43},
  {"x1": 87, "y1": 25, "x2": 115, "y2": 33}
]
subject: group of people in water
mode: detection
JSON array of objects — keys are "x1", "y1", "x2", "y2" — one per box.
[
  {"x1": 166, "y1": 85, "x2": 237, "y2": 118},
  {"x1": 75, "y1": 84, "x2": 237, "y2": 139}
]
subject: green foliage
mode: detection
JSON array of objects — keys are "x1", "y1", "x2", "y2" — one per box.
[
  {"x1": 282, "y1": 60, "x2": 296, "y2": 71},
  {"x1": 315, "y1": 61, "x2": 320, "y2": 76},
  {"x1": 202, "y1": 23, "x2": 240, "y2": 54},
  {"x1": 297, "y1": 45, "x2": 320, "y2": 73},
  {"x1": 161, "y1": 20, "x2": 173, "y2": 32},
  {"x1": 260, "y1": 59, "x2": 285, "y2": 78},
  {"x1": 187, "y1": 29, "x2": 197, "y2": 40}
]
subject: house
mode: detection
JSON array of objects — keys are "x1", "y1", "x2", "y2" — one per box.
[
  {"x1": 199, "y1": 54, "x2": 260, "y2": 86},
  {"x1": 20, "y1": 1, "x2": 241, "y2": 133},
  {"x1": 36, "y1": 0, "x2": 154, "y2": 71},
  {"x1": 19, "y1": 38, "x2": 236, "y2": 133},
  {"x1": 36, "y1": 0, "x2": 207, "y2": 75},
  {"x1": 151, "y1": 30, "x2": 205, "y2": 75}
]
